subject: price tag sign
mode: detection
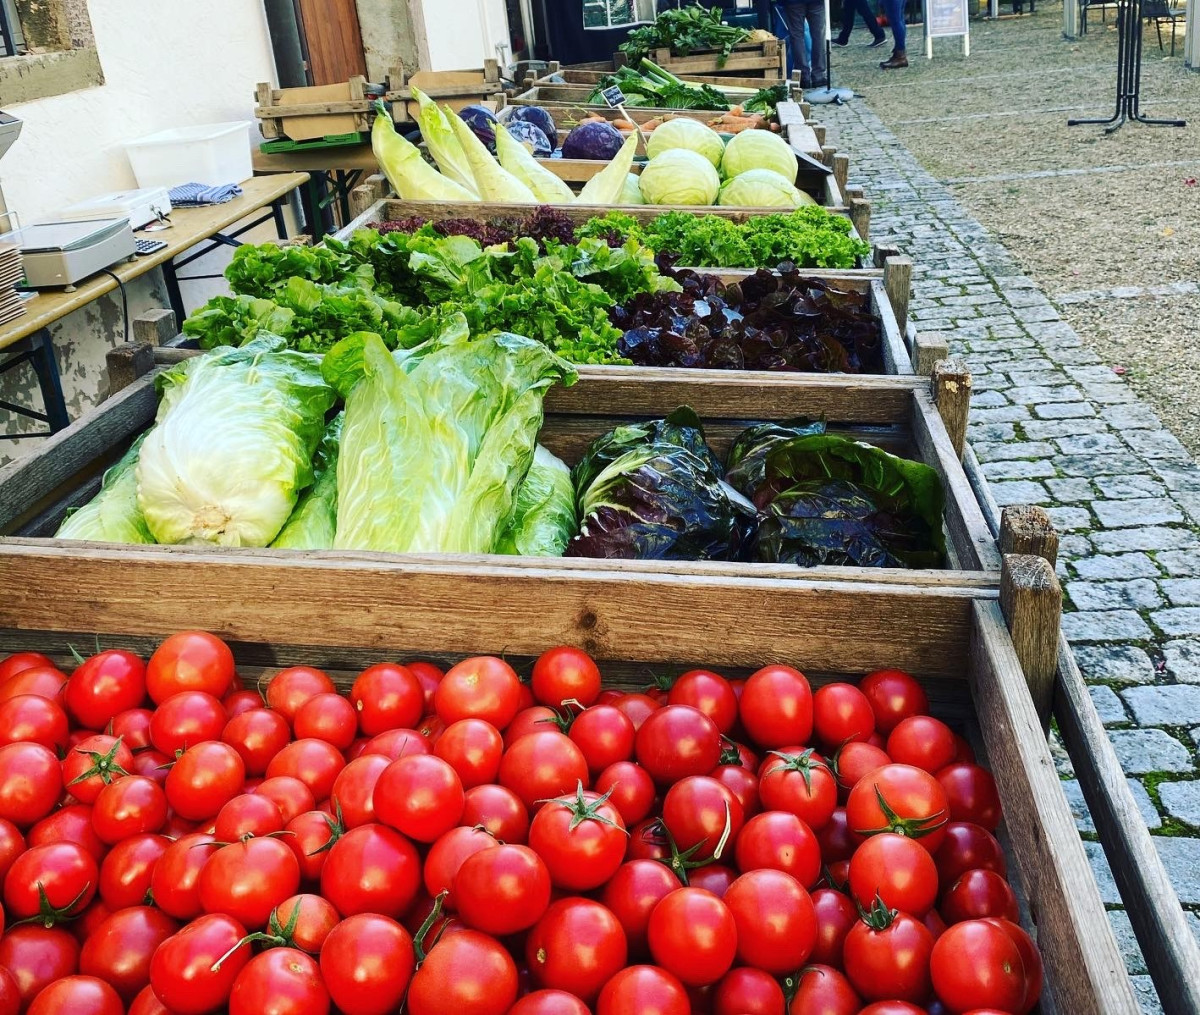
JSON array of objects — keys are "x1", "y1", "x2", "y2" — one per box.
[{"x1": 601, "y1": 85, "x2": 626, "y2": 107}]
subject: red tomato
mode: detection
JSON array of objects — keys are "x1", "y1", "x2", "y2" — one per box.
[
  {"x1": 423, "y1": 825, "x2": 496, "y2": 908},
  {"x1": 265, "y1": 739, "x2": 344, "y2": 803},
  {"x1": 526, "y1": 897, "x2": 627, "y2": 1001},
  {"x1": 940, "y1": 869, "x2": 1019, "y2": 925},
  {"x1": 228, "y1": 948, "x2": 328, "y2": 1015},
  {"x1": 661, "y1": 775, "x2": 744, "y2": 862},
  {"x1": 407, "y1": 929, "x2": 518, "y2": 1015},
  {"x1": 846, "y1": 764, "x2": 949, "y2": 852},
  {"x1": 0, "y1": 652, "x2": 53, "y2": 684},
  {"x1": 858, "y1": 1004, "x2": 925, "y2": 1015},
  {"x1": 213, "y1": 793, "x2": 284, "y2": 841},
  {"x1": 594, "y1": 760, "x2": 656, "y2": 826},
  {"x1": 453, "y1": 843, "x2": 551, "y2": 935},
  {"x1": 292, "y1": 692, "x2": 357, "y2": 751},
  {"x1": 0, "y1": 742, "x2": 62, "y2": 826},
  {"x1": 788, "y1": 964, "x2": 860, "y2": 1015},
  {"x1": 724, "y1": 869, "x2": 816, "y2": 973},
  {"x1": 461, "y1": 783, "x2": 529, "y2": 843},
  {"x1": 319, "y1": 913, "x2": 414, "y2": 1015},
  {"x1": 148, "y1": 691, "x2": 226, "y2": 754},
  {"x1": 165, "y1": 741, "x2": 245, "y2": 821},
  {"x1": 254, "y1": 776, "x2": 315, "y2": 824},
  {"x1": 129, "y1": 749, "x2": 172, "y2": 786},
  {"x1": 635, "y1": 705, "x2": 721, "y2": 785},
  {"x1": 434, "y1": 719, "x2": 504, "y2": 788},
  {"x1": 319, "y1": 823, "x2": 420, "y2": 918},
  {"x1": 937, "y1": 763, "x2": 1002, "y2": 831},
  {"x1": 689, "y1": 863, "x2": 737, "y2": 897},
  {"x1": 648, "y1": 887, "x2": 737, "y2": 986},
  {"x1": 4, "y1": 842, "x2": 97, "y2": 922},
  {"x1": 223, "y1": 691, "x2": 264, "y2": 718},
  {"x1": 509, "y1": 991, "x2": 590, "y2": 1015},
  {"x1": 373, "y1": 754, "x2": 464, "y2": 843},
  {"x1": 596, "y1": 965, "x2": 689, "y2": 1015},
  {"x1": 498, "y1": 730, "x2": 589, "y2": 810},
  {"x1": 504, "y1": 706, "x2": 559, "y2": 747},
  {"x1": 198, "y1": 835, "x2": 301, "y2": 929},
  {"x1": 28, "y1": 804, "x2": 104, "y2": 861},
  {"x1": 283, "y1": 810, "x2": 337, "y2": 882},
  {"x1": 530, "y1": 787, "x2": 627, "y2": 890},
  {"x1": 0, "y1": 967, "x2": 16, "y2": 1015},
  {"x1": 811, "y1": 887, "x2": 859, "y2": 965},
  {"x1": 64, "y1": 651, "x2": 146, "y2": 731},
  {"x1": 266, "y1": 667, "x2": 335, "y2": 723},
  {"x1": 98, "y1": 834, "x2": 169, "y2": 909},
  {"x1": 859, "y1": 670, "x2": 928, "y2": 734},
  {"x1": 610, "y1": 693, "x2": 661, "y2": 731},
  {"x1": 982, "y1": 918, "x2": 1043, "y2": 1015},
  {"x1": 759, "y1": 748, "x2": 838, "y2": 830},
  {"x1": 601, "y1": 859, "x2": 681, "y2": 955},
  {"x1": 27, "y1": 975, "x2": 122, "y2": 1015},
  {"x1": 363, "y1": 728, "x2": 430, "y2": 760},
  {"x1": 91, "y1": 775, "x2": 167, "y2": 842},
  {"x1": 714, "y1": 967, "x2": 786, "y2": 1015},
  {"x1": 79, "y1": 906, "x2": 178, "y2": 1004},
  {"x1": 128, "y1": 985, "x2": 171, "y2": 1015},
  {"x1": 108, "y1": 708, "x2": 154, "y2": 750},
  {"x1": 711, "y1": 761, "x2": 761, "y2": 821},
  {"x1": 569, "y1": 705, "x2": 635, "y2": 774},
  {"x1": 952, "y1": 733, "x2": 976, "y2": 764},
  {"x1": 739, "y1": 665, "x2": 813, "y2": 748},
  {"x1": 834, "y1": 741, "x2": 892, "y2": 794},
  {"x1": 812, "y1": 683, "x2": 876, "y2": 750},
  {"x1": 146, "y1": 632, "x2": 235, "y2": 704},
  {"x1": 843, "y1": 906, "x2": 934, "y2": 1003},
  {"x1": 222, "y1": 708, "x2": 291, "y2": 777},
  {"x1": 0, "y1": 666, "x2": 66, "y2": 705},
  {"x1": 404, "y1": 661, "x2": 443, "y2": 711},
  {"x1": 270, "y1": 894, "x2": 339, "y2": 953},
  {"x1": 667, "y1": 670, "x2": 737, "y2": 734},
  {"x1": 350, "y1": 663, "x2": 423, "y2": 736},
  {"x1": 435, "y1": 656, "x2": 522, "y2": 730},
  {"x1": 0, "y1": 924, "x2": 79, "y2": 1010},
  {"x1": 327, "y1": 754, "x2": 387, "y2": 828},
  {"x1": 150, "y1": 833, "x2": 217, "y2": 920},
  {"x1": 887, "y1": 716, "x2": 957, "y2": 774},
  {"x1": 0, "y1": 695, "x2": 68, "y2": 751},
  {"x1": 734, "y1": 811, "x2": 821, "y2": 888},
  {"x1": 149, "y1": 913, "x2": 251, "y2": 1015},
  {"x1": 935, "y1": 822, "x2": 1007, "y2": 886},
  {"x1": 0, "y1": 818, "x2": 24, "y2": 880},
  {"x1": 930, "y1": 919, "x2": 1026, "y2": 1013},
  {"x1": 531, "y1": 646, "x2": 602, "y2": 709},
  {"x1": 849, "y1": 832, "x2": 938, "y2": 916}
]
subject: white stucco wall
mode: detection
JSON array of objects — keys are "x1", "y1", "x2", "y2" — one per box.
[
  {"x1": 418, "y1": 0, "x2": 511, "y2": 71},
  {"x1": 2, "y1": 0, "x2": 277, "y2": 222}
]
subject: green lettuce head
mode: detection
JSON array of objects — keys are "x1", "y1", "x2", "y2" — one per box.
[
  {"x1": 56, "y1": 434, "x2": 155, "y2": 544},
  {"x1": 271, "y1": 413, "x2": 343, "y2": 550},
  {"x1": 494, "y1": 445, "x2": 577, "y2": 556}
]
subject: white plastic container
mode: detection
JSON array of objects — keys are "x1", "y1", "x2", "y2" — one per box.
[{"x1": 123, "y1": 122, "x2": 253, "y2": 189}]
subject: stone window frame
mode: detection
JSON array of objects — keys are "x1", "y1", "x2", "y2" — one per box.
[{"x1": 0, "y1": 0, "x2": 104, "y2": 105}]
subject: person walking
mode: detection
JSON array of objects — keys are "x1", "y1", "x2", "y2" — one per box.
[
  {"x1": 878, "y1": 0, "x2": 908, "y2": 68},
  {"x1": 779, "y1": 0, "x2": 827, "y2": 88},
  {"x1": 831, "y1": 0, "x2": 887, "y2": 48}
]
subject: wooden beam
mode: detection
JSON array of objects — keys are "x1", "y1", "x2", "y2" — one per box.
[
  {"x1": 132, "y1": 308, "x2": 177, "y2": 347},
  {"x1": 914, "y1": 333, "x2": 950, "y2": 376},
  {"x1": 999, "y1": 553, "x2": 1061, "y2": 724},
  {"x1": 999, "y1": 506, "x2": 1059, "y2": 567},
  {"x1": 883, "y1": 255, "x2": 913, "y2": 334},
  {"x1": 932, "y1": 359, "x2": 972, "y2": 458},
  {"x1": 832, "y1": 153, "x2": 850, "y2": 196},
  {"x1": 104, "y1": 342, "x2": 155, "y2": 399}
]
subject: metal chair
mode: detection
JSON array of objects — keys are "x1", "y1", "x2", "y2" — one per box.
[
  {"x1": 1141, "y1": 0, "x2": 1186, "y2": 53},
  {"x1": 1080, "y1": 0, "x2": 1121, "y2": 33}
]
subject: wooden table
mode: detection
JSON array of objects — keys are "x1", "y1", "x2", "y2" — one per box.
[
  {"x1": 253, "y1": 148, "x2": 376, "y2": 241},
  {"x1": 1, "y1": 172, "x2": 309, "y2": 440}
]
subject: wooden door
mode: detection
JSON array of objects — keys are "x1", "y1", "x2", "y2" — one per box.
[{"x1": 296, "y1": 0, "x2": 367, "y2": 84}]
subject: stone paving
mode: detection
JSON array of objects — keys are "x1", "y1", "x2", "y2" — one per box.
[{"x1": 819, "y1": 97, "x2": 1200, "y2": 1013}]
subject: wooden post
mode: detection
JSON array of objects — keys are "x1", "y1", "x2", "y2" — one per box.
[
  {"x1": 932, "y1": 359, "x2": 972, "y2": 458},
  {"x1": 913, "y1": 333, "x2": 950, "y2": 376},
  {"x1": 1000, "y1": 553, "x2": 1062, "y2": 724},
  {"x1": 1064, "y1": 0, "x2": 1081, "y2": 38},
  {"x1": 256, "y1": 82, "x2": 279, "y2": 139},
  {"x1": 831, "y1": 153, "x2": 850, "y2": 196},
  {"x1": 821, "y1": 144, "x2": 837, "y2": 168},
  {"x1": 132, "y1": 309, "x2": 177, "y2": 347},
  {"x1": 1000, "y1": 506, "x2": 1059, "y2": 567},
  {"x1": 1186, "y1": 0, "x2": 1199, "y2": 69},
  {"x1": 810, "y1": 123, "x2": 827, "y2": 146},
  {"x1": 848, "y1": 197, "x2": 871, "y2": 243},
  {"x1": 105, "y1": 342, "x2": 156, "y2": 398},
  {"x1": 799, "y1": 100, "x2": 812, "y2": 120},
  {"x1": 349, "y1": 174, "x2": 389, "y2": 219},
  {"x1": 883, "y1": 255, "x2": 913, "y2": 334}
]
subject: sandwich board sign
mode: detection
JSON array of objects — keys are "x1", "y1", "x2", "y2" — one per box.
[{"x1": 923, "y1": 0, "x2": 970, "y2": 57}]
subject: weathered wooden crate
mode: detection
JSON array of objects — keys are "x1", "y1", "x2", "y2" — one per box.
[
  {"x1": 383, "y1": 61, "x2": 507, "y2": 123},
  {"x1": 526, "y1": 59, "x2": 799, "y2": 93},
  {"x1": 614, "y1": 38, "x2": 788, "y2": 80},
  {"x1": 0, "y1": 534, "x2": 1140, "y2": 1015},
  {"x1": 510, "y1": 82, "x2": 799, "y2": 120}
]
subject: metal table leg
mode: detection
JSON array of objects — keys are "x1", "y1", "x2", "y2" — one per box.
[
  {"x1": 160, "y1": 259, "x2": 187, "y2": 326},
  {"x1": 28, "y1": 329, "x2": 69, "y2": 433},
  {"x1": 271, "y1": 197, "x2": 288, "y2": 240}
]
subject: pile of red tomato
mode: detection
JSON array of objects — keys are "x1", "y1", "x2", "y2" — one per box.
[{"x1": 0, "y1": 633, "x2": 1042, "y2": 1015}]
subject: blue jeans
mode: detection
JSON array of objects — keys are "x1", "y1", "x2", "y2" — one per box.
[
  {"x1": 781, "y1": 1, "x2": 827, "y2": 86},
  {"x1": 882, "y1": 0, "x2": 906, "y2": 50}
]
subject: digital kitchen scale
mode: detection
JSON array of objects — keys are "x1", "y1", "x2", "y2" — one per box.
[
  {"x1": 59, "y1": 187, "x2": 172, "y2": 230},
  {"x1": 10, "y1": 218, "x2": 136, "y2": 290}
]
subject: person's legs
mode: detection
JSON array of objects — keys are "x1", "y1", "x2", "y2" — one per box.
[
  {"x1": 879, "y1": 0, "x2": 907, "y2": 64},
  {"x1": 834, "y1": 0, "x2": 860, "y2": 43},
  {"x1": 857, "y1": 0, "x2": 887, "y2": 41},
  {"x1": 780, "y1": 3, "x2": 814, "y2": 85},
  {"x1": 805, "y1": 1, "x2": 827, "y2": 85}
]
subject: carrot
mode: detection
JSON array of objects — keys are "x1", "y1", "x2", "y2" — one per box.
[
  {"x1": 612, "y1": 119, "x2": 637, "y2": 131},
  {"x1": 729, "y1": 105, "x2": 745, "y2": 117}
]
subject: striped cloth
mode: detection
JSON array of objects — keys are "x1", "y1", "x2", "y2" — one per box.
[{"x1": 167, "y1": 182, "x2": 244, "y2": 207}]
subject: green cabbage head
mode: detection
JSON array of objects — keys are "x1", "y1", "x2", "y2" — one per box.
[
  {"x1": 718, "y1": 169, "x2": 814, "y2": 208},
  {"x1": 271, "y1": 414, "x2": 343, "y2": 550},
  {"x1": 720, "y1": 130, "x2": 798, "y2": 184},
  {"x1": 56, "y1": 434, "x2": 154, "y2": 543},
  {"x1": 646, "y1": 118, "x2": 726, "y2": 167},
  {"x1": 639, "y1": 149, "x2": 721, "y2": 206},
  {"x1": 494, "y1": 445, "x2": 577, "y2": 556}
]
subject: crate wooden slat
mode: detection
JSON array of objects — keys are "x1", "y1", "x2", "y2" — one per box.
[
  {"x1": 0, "y1": 546, "x2": 1139, "y2": 1015},
  {"x1": 383, "y1": 61, "x2": 506, "y2": 122},
  {"x1": 526, "y1": 61, "x2": 800, "y2": 93},
  {"x1": 614, "y1": 39, "x2": 788, "y2": 81}
]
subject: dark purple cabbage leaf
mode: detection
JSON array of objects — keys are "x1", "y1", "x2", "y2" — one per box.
[{"x1": 611, "y1": 265, "x2": 883, "y2": 374}]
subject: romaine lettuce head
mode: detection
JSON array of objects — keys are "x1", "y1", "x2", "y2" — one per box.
[
  {"x1": 494, "y1": 445, "x2": 577, "y2": 556},
  {"x1": 271, "y1": 414, "x2": 343, "y2": 550},
  {"x1": 323, "y1": 321, "x2": 576, "y2": 554},
  {"x1": 56, "y1": 434, "x2": 155, "y2": 544},
  {"x1": 720, "y1": 130, "x2": 798, "y2": 185},
  {"x1": 568, "y1": 408, "x2": 756, "y2": 560},
  {"x1": 137, "y1": 335, "x2": 336, "y2": 547},
  {"x1": 639, "y1": 149, "x2": 721, "y2": 206}
]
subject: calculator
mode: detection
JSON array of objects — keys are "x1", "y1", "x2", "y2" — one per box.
[{"x1": 134, "y1": 237, "x2": 169, "y2": 256}]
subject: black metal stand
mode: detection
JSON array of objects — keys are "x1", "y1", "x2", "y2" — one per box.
[{"x1": 1067, "y1": 0, "x2": 1185, "y2": 133}]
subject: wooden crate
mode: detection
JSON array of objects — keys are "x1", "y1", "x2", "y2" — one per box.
[
  {"x1": 614, "y1": 38, "x2": 788, "y2": 81},
  {"x1": 383, "y1": 61, "x2": 507, "y2": 123},
  {"x1": 526, "y1": 60, "x2": 800, "y2": 93},
  {"x1": 1, "y1": 362, "x2": 993, "y2": 581},
  {"x1": 255, "y1": 77, "x2": 375, "y2": 142},
  {"x1": 0, "y1": 540, "x2": 1138, "y2": 1015}
]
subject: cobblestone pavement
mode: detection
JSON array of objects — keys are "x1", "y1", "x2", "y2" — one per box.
[{"x1": 819, "y1": 98, "x2": 1200, "y2": 1014}]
